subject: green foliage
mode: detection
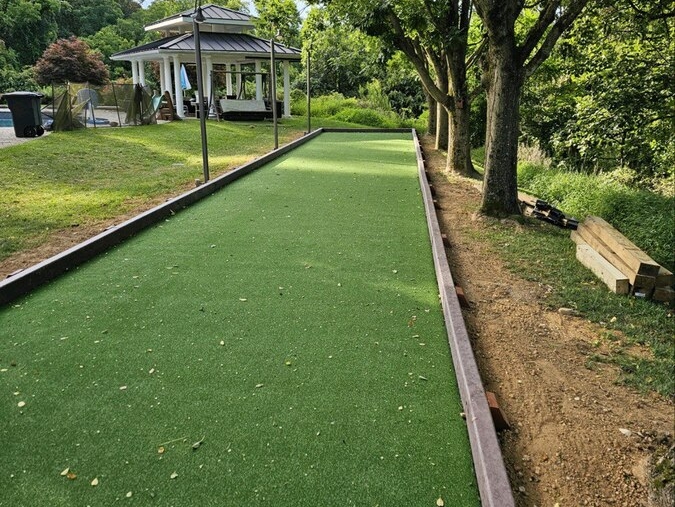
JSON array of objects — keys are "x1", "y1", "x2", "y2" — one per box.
[
  {"x1": 253, "y1": 0, "x2": 301, "y2": 48},
  {"x1": 84, "y1": 26, "x2": 133, "y2": 80},
  {"x1": 0, "y1": 0, "x2": 62, "y2": 67},
  {"x1": 521, "y1": 4, "x2": 674, "y2": 183},
  {"x1": 333, "y1": 107, "x2": 398, "y2": 128},
  {"x1": 300, "y1": 7, "x2": 383, "y2": 97},
  {"x1": 517, "y1": 163, "x2": 675, "y2": 272},
  {"x1": 56, "y1": 0, "x2": 124, "y2": 38}
]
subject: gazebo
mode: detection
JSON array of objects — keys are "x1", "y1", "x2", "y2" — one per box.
[{"x1": 111, "y1": 4, "x2": 301, "y2": 119}]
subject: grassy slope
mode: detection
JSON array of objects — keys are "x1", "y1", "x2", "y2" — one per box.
[
  {"x1": 0, "y1": 133, "x2": 479, "y2": 506},
  {"x1": 0, "y1": 118, "x2": 350, "y2": 261}
]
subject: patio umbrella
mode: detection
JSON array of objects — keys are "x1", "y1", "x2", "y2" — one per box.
[{"x1": 180, "y1": 64, "x2": 192, "y2": 91}]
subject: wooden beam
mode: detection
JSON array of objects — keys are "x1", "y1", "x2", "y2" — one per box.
[
  {"x1": 656, "y1": 266, "x2": 674, "y2": 288},
  {"x1": 575, "y1": 242, "x2": 630, "y2": 295},
  {"x1": 572, "y1": 228, "x2": 635, "y2": 281},
  {"x1": 582, "y1": 216, "x2": 660, "y2": 277},
  {"x1": 653, "y1": 286, "x2": 675, "y2": 304}
]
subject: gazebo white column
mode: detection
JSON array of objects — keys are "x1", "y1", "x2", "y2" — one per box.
[
  {"x1": 172, "y1": 56, "x2": 184, "y2": 117},
  {"x1": 131, "y1": 60, "x2": 139, "y2": 84},
  {"x1": 138, "y1": 60, "x2": 146, "y2": 86},
  {"x1": 283, "y1": 60, "x2": 291, "y2": 118},
  {"x1": 206, "y1": 56, "x2": 215, "y2": 115},
  {"x1": 162, "y1": 56, "x2": 173, "y2": 99},
  {"x1": 235, "y1": 63, "x2": 242, "y2": 98},
  {"x1": 225, "y1": 63, "x2": 233, "y2": 96},
  {"x1": 255, "y1": 61, "x2": 263, "y2": 100}
]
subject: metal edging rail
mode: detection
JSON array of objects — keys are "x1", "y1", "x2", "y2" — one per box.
[
  {"x1": 412, "y1": 129, "x2": 515, "y2": 506},
  {"x1": 0, "y1": 128, "x2": 323, "y2": 306}
]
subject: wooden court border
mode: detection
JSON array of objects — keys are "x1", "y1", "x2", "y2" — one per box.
[{"x1": 0, "y1": 127, "x2": 514, "y2": 506}]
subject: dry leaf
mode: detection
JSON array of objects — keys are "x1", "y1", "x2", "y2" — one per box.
[
  {"x1": 66, "y1": 472, "x2": 77, "y2": 480},
  {"x1": 170, "y1": 472, "x2": 178, "y2": 479},
  {"x1": 91, "y1": 478, "x2": 99, "y2": 486},
  {"x1": 119, "y1": 385, "x2": 127, "y2": 390},
  {"x1": 255, "y1": 383, "x2": 264, "y2": 388},
  {"x1": 158, "y1": 446, "x2": 165, "y2": 454},
  {"x1": 60, "y1": 468, "x2": 70, "y2": 476},
  {"x1": 17, "y1": 401, "x2": 26, "y2": 408},
  {"x1": 436, "y1": 498, "x2": 445, "y2": 506},
  {"x1": 219, "y1": 340, "x2": 225, "y2": 346},
  {"x1": 239, "y1": 298, "x2": 248, "y2": 302},
  {"x1": 149, "y1": 368, "x2": 155, "y2": 375},
  {"x1": 126, "y1": 491, "x2": 133, "y2": 498},
  {"x1": 192, "y1": 436, "x2": 205, "y2": 450}
]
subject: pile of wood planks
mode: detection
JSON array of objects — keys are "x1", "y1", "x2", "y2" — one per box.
[{"x1": 571, "y1": 215, "x2": 674, "y2": 303}]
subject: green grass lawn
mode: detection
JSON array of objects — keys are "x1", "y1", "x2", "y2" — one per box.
[
  {"x1": 0, "y1": 132, "x2": 479, "y2": 506},
  {"x1": 0, "y1": 117, "x2": 353, "y2": 262}
]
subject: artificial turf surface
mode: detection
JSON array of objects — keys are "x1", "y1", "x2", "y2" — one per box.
[{"x1": 0, "y1": 132, "x2": 480, "y2": 506}]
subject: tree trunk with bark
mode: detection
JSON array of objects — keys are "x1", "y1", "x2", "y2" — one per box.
[
  {"x1": 424, "y1": 89, "x2": 437, "y2": 135},
  {"x1": 480, "y1": 40, "x2": 523, "y2": 216},
  {"x1": 435, "y1": 102, "x2": 449, "y2": 151},
  {"x1": 447, "y1": 97, "x2": 478, "y2": 177}
]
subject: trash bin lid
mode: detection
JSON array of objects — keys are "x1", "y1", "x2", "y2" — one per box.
[{"x1": 1, "y1": 91, "x2": 44, "y2": 100}]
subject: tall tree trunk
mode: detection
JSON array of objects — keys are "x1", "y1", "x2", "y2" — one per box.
[
  {"x1": 480, "y1": 44, "x2": 523, "y2": 216},
  {"x1": 435, "y1": 101, "x2": 449, "y2": 150},
  {"x1": 446, "y1": 98, "x2": 479, "y2": 177},
  {"x1": 424, "y1": 89, "x2": 437, "y2": 135}
]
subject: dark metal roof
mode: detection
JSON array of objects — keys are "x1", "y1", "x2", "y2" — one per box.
[
  {"x1": 145, "y1": 4, "x2": 254, "y2": 31},
  {"x1": 111, "y1": 32, "x2": 301, "y2": 60}
]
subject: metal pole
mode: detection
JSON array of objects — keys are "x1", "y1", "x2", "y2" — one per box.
[
  {"x1": 270, "y1": 37, "x2": 278, "y2": 150},
  {"x1": 306, "y1": 47, "x2": 311, "y2": 135},
  {"x1": 193, "y1": 8, "x2": 210, "y2": 183}
]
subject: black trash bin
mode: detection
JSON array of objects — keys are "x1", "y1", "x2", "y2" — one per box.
[{"x1": 2, "y1": 91, "x2": 45, "y2": 138}]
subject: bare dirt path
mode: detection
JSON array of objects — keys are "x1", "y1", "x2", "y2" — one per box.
[{"x1": 422, "y1": 136, "x2": 673, "y2": 507}]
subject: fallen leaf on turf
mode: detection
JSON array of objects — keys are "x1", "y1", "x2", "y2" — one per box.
[
  {"x1": 436, "y1": 498, "x2": 445, "y2": 506},
  {"x1": 149, "y1": 368, "x2": 155, "y2": 375},
  {"x1": 158, "y1": 446, "x2": 165, "y2": 454},
  {"x1": 91, "y1": 478, "x2": 99, "y2": 486},
  {"x1": 219, "y1": 340, "x2": 225, "y2": 346},
  {"x1": 126, "y1": 491, "x2": 133, "y2": 498},
  {"x1": 67, "y1": 472, "x2": 77, "y2": 480},
  {"x1": 255, "y1": 383, "x2": 264, "y2": 388},
  {"x1": 408, "y1": 315, "x2": 417, "y2": 327},
  {"x1": 17, "y1": 401, "x2": 26, "y2": 408},
  {"x1": 285, "y1": 360, "x2": 292, "y2": 366},
  {"x1": 119, "y1": 385, "x2": 127, "y2": 390},
  {"x1": 192, "y1": 436, "x2": 205, "y2": 450},
  {"x1": 60, "y1": 468, "x2": 70, "y2": 476},
  {"x1": 239, "y1": 298, "x2": 248, "y2": 302},
  {"x1": 170, "y1": 472, "x2": 178, "y2": 479}
]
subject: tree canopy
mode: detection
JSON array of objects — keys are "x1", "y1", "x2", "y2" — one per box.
[{"x1": 33, "y1": 36, "x2": 109, "y2": 85}]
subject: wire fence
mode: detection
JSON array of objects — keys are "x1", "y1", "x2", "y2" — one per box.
[{"x1": 45, "y1": 82, "x2": 161, "y2": 131}]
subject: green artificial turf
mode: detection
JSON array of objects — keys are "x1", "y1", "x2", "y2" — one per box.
[{"x1": 0, "y1": 132, "x2": 479, "y2": 506}]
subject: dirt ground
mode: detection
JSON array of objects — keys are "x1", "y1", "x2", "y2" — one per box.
[{"x1": 1, "y1": 134, "x2": 673, "y2": 506}]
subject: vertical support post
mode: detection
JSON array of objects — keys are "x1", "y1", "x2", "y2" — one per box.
[
  {"x1": 193, "y1": 9, "x2": 209, "y2": 183},
  {"x1": 235, "y1": 63, "x2": 242, "y2": 98},
  {"x1": 131, "y1": 60, "x2": 139, "y2": 85},
  {"x1": 255, "y1": 61, "x2": 263, "y2": 100},
  {"x1": 306, "y1": 48, "x2": 311, "y2": 134},
  {"x1": 225, "y1": 63, "x2": 233, "y2": 96},
  {"x1": 283, "y1": 60, "x2": 290, "y2": 118},
  {"x1": 162, "y1": 56, "x2": 172, "y2": 99},
  {"x1": 138, "y1": 60, "x2": 146, "y2": 86},
  {"x1": 270, "y1": 37, "x2": 278, "y2": 150},
  {"x1": 172, "y1": 56, "x2": 184, "y2": 118},
  {"x1": 206, "y1": 56, "x2": 214, "y2": 116}
]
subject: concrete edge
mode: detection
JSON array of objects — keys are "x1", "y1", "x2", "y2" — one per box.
[
  {"x1": 412, "y1": 130, "x2": 515, "y2": 507},
  {"x1": 0, "y1": 128, "x2": 324, "y2": 306}
]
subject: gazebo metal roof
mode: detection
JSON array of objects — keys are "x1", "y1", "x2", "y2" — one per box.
[
  {"x1": 145, "y1": 3, "x2": 255, "y2": 33},
  {"x1": 111, "y1": 33, "x2": 301, "y2": 62}
]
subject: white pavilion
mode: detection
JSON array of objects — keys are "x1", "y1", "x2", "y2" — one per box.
[{"x1": 111, "y1": 4, "x2": 301, "y2": 118}]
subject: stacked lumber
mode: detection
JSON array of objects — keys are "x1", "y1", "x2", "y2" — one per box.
[{"x1": 571, "y1": 216, "x2": 674, "y2": 302}]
